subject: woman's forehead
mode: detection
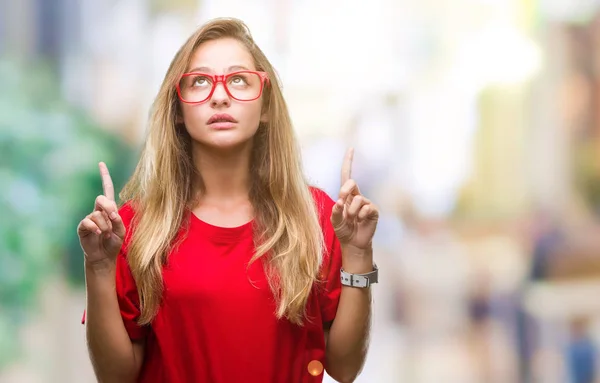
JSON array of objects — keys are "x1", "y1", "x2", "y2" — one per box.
[{"x1": 188, "y1": 38, "x2": 256, "y2": 73}]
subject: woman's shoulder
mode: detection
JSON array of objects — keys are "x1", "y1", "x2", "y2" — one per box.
[
  {"x1": 116, "y1": 201, "x2": 140, "y2": 255},
  {"x1": 117, "y1": 200, "x2": 137, "y2": 226},
  {"x1": 309, "y1": 185, "x2": 332, "y2": 200},
  {"x1": 117, "y1": 201, "x2": 143, "y2": 242},
  {"x1": 308, "y1": 186, "x2": 336, "y2": 223}
]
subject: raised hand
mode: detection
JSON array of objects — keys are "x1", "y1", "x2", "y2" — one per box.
[
  {"x1": 77, "y1": 162, "x2": 126, "y2": 264},
  {"x1": 330, "y1": 148, "x2": 379, "y2": 251}
]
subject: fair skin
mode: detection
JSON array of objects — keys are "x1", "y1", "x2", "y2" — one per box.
[
  {"x1": 80, "y1": 37, "x2": 377, "y2": 383},
  {"x1": 325, "y1": 147, "x2": 377, "y2": 382},
  {"x1": 80, "y1": 163, "x2": 145, "y2": 382},
  {"x1": 181, "y1": 37, "x2": 266, "y2": 227}
]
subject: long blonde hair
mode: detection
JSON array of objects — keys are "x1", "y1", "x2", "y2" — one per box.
[{"x1": 120, "y1": 18, "x2": 324, "y2": 326}]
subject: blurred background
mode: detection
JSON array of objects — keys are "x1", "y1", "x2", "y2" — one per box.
[{"x1": 2, "y1": 0, "x2": 600, "y2": 382}]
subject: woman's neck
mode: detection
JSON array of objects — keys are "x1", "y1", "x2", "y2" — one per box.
[{"x1": 191, "y1": 142, "x2": 252, "y2": 202}]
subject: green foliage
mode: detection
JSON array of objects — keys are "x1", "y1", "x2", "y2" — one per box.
[{"x1": 0, "y1": 58, "x2": 135, "y2": 368}]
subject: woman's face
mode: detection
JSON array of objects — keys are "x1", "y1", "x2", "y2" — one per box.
[{"x1": 179, "y1": 37, "x2": 266, "y2": 151}]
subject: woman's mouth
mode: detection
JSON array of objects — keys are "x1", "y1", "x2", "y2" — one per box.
[{"x1": 207, "y1": 113, "x2": 237, "y2": 130}]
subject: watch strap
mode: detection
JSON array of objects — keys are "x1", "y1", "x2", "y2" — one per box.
[{"x1": 340, "y1": 264, "x2": 379, "y2": 288}]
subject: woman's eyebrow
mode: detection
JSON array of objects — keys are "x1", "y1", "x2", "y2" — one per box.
[{"x1": 186, "y1": 65, "x2": 252, "y2": 73}]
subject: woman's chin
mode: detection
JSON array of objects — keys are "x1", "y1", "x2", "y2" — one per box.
[{"x1": 195, "y1": 135, "x2": 252, "y2": 152}]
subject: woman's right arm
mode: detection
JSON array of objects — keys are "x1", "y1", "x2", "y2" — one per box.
[
  {"x1": 79, "y1": 162, "x2": 145, "y2": 382},
  {"x1": 85, "y1": 259, "x2": 145, "y2": 382}
]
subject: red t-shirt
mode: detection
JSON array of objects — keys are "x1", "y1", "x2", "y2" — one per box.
[{"x1": 82, "y1": 187, "x2": 342, "y2": 383}]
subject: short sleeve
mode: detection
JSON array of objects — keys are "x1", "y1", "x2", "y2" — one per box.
[
  {"x1": 81, "y1": 203, "x2": 150, "y2": 340},
  {"x1": 311, "y1": 187, "x2": 343, "y2": 323},
  {"x1": 115, "y1": 248, "x2": 150, "y2": 340}
]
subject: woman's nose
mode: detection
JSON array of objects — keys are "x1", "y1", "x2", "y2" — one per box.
[{"x1": 210, "y1": 82, "x2": 231, "y2": 107}]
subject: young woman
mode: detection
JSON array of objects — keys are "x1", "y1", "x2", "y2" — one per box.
[{"x1": 79, "y1": 18, "x2": 379, "y2": 383}]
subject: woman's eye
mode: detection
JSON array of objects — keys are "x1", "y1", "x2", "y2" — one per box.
[
  {"x1": 230, "y1": 76, "x2": 247, "y2": 85},
  {"x1": 193, "y1": 77, "x2": 210, "y2": 86}
]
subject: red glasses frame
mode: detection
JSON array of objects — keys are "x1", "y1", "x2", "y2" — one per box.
[{"x1": 176, "y1": 70, "x2": 269, "y2": 104}]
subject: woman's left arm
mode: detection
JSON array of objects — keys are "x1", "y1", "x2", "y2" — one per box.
[
  {"x1": 324, "y1": 148, "x2": 379, "y2": 383},
  {"x1": 325, "y1": 247, "x2": 374, "y2": 383}
]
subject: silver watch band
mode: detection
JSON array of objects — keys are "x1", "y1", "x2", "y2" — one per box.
[{"x1": 340, "y1": 264, "x2": 379, "y2": 288}]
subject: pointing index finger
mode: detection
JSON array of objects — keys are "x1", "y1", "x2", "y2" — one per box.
[
  {"x1": 98, "y1": 162, "x2": 115, "y2": 201},
  {"x1": 341, "y1": 147, "x2": 354, "y2": 185}
]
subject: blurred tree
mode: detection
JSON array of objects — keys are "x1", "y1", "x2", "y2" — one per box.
[{"x1": 0, "y1": 58, "x2": 135, "y2": 369}]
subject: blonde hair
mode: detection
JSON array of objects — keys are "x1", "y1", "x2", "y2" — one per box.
[{"x1": 120, "y1": 18, "x2": 324, "y2": 326}]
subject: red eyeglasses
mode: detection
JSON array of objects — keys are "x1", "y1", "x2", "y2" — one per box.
[{"x1": 177, "y1": 70, "x2": 269, "y2": 104}]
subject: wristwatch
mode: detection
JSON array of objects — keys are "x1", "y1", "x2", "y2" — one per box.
[{"x1": 340, "y1": 264, "x2": 379, "y2": 288}]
